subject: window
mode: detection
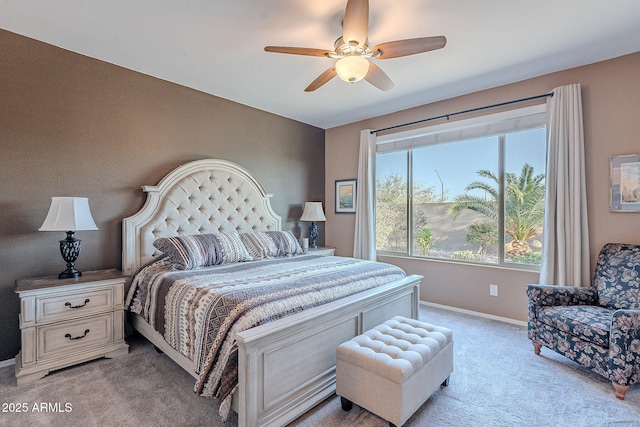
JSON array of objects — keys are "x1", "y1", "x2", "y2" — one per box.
[{"x1": 375, "y1": 105, "x2": 547, "y2": 268}]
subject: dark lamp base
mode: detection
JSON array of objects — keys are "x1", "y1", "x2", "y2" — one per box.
[
  {"x1": 309, "y1": 221, "x2": 319, "y2": 249},
  {"x1": 58, "y1": 231, "x2": 83, "y2": 280},
  {"x1": 59, "y1": 269, "x2": 82, "y2": 280}
]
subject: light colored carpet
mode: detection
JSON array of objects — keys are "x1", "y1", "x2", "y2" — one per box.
[{"x1": 1, "y1": 305, "x2": 638, "y2": 427}]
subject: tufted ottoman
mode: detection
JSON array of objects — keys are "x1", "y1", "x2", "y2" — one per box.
[{"x1": 336, "y1": 316, "x2": 453, "y2": 427}]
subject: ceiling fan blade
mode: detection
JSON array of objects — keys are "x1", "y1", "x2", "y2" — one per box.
[
  {"x1": 305, "y1": 67, "x2": 337, "y2": 92},
  {"x1": 364, "y1": 62, "x2": 394, "y2": 91},
  {"x1": 264, "y1": 46, "x2": 333, "y2": 57},
  {"x1": 342, "y1": 0, "x2": 369, "y2": 45},
  {"x1": 372, "y1": 36, "x2": 447, "y2": 59}
]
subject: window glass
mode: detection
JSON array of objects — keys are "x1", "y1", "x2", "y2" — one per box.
[
  {"x1": 376, "y1": 151, "x2": 408, "y2": 253},
  {"x1": 375, "y1": 114, "x2": 546, "y2": 269},
  {"x1": 413, "y1": 137, "x2": 499, "y2": 262},
  {"x1": 503, "y1": 127, "x2": 547, "y2": 266}
]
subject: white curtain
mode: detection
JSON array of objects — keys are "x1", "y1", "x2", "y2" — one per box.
[
  {"x1": 539, "y1": 84, "x2": 590, "y2": 285},
  {"x1": 353, "y1": 129, "x2": 377, "y2": 260}
]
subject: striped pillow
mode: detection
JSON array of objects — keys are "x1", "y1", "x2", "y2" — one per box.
[
  {"x1": 240, "y1": 231, "x2": 303, "y2": 259},
  {"x1": 267, "y1": 231, "x2": 304, "y2": 257},
  {"x1": 239, "y1": 231, "x2": 278, "y2": 260},
  {"x1": 153, "y1": 232, "x2": 252, "y2": 269}
]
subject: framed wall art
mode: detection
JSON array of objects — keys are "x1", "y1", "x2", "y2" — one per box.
[
  {"x1": 610, "y1": 154, "x2": 640, "y2": 212},
  {"x1": 335, "y1": 179, "x2": 357, "y2": 214}
]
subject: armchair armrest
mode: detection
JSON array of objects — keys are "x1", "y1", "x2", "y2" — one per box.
[
  {"x1": 609, "y1": 309, "x2": 640, "y2": 387},
  {"x1": 527, "y1": 284, "x2": 598, "y2": 308},
  {"x1": 526, "y1": 284, "x2": 598, "y2": 322}
]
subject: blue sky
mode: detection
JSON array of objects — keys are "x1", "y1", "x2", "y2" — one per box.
[{"x1": 376, "y1": 127, "x2": 546, "y2": 201}]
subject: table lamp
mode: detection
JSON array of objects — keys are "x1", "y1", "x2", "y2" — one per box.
[
  {"x1": 39, "y1": 197, "x2": 98, "y2": 279},
  {"x1": 300, "y1": 202, "x2": 326, "y2": 249}
]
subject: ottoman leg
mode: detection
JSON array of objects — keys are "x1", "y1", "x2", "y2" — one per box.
[
  {"x1": 441, "y1": 375, "x2": 450, "y2": 387},
  {"x1": 340, "y1": 396, "x2": 353, "y2": 411}
]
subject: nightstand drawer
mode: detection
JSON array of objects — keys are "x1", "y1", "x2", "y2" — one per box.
[
  {"x1": 37, "y1": 313, "x2": 113, "y2": 360},
  {"x1": 36, "y1": 287, "x2": 113, "y2": 324}
]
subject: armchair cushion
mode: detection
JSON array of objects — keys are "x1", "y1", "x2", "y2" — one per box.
[
  {"x1": 593, "y1": 243, "x2": 640, "y2": 310},
  {"x1": 538, "y1": 305, "x2": 612, "y2": 347},
  {"x1": 526, "y1": 284, "x2": 598, "y2": 328}
]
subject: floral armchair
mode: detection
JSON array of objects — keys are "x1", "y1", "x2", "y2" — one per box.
[{"x1": 526, "y1": 243, "x2": 640, "y2": 400}]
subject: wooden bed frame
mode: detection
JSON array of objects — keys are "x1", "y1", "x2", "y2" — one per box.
[{"x1": 122, "y1": 159, "x2": 422, "y2": 427}]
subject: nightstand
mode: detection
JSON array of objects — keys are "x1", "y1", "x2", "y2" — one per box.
[
  {"x1": 15, "y1": 269, "x2": 129, "y2": 385},
  {"x1": 306, "y1": 246, "x2": 336, "y2": 256}
]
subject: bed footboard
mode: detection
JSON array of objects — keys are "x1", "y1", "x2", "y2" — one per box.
[{"x1": 234, "y1": 274, "x2": 422, "y2": 427}]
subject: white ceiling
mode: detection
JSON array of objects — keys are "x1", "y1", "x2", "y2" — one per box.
[{"x1": 2, "y1": 1, "x2": 640, "y2": 129}]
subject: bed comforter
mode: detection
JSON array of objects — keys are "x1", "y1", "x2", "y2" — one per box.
[{"x1": 126, "y1": 254, "x2": 406, "y2": 417}]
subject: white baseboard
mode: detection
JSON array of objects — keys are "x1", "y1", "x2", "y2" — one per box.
[
  {"x1": 0, "y1": 358, "x2": 15, "y2": 368},
  {"x1": 420, "y1": 301, "x2": 527, "y2": 327}
]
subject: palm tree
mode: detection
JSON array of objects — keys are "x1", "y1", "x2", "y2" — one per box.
[{"x1": 448, "y1": 164, "x2": 545, "y2": 258}]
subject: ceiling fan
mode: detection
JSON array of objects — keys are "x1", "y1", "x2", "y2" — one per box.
[{"x1": 264, "y1": 0, "x2": 446, "y2": 92}]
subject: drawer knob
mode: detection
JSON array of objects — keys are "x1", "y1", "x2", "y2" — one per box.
[
  {"x1": 65, "y1": 329, "x2": 90, "y2": 341},
  {"x1": 65, "y1": 299, "x2": 90, "y2": 309}
]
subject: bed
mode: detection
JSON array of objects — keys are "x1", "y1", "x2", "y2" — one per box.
[{"x1": 121, "y1": 158, "x2": 422, "y2": 427}]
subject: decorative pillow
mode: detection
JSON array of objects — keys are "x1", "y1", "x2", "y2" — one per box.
[
  {"x1": 240, "y1": 230, "x2": 303, "y2": 259},
  {"x1": 153, "y1": 232, "x2": 252, "y2": 269},
  {"x1": 239, "y1": 231, "x2": 278, "y2": 260},
  {"x1": 267, "y1": 230, "x2": 304, "y2": 257}
]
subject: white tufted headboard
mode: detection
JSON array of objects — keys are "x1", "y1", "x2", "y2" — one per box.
[{"x1": 122, "y1": 159, "x2": 282, "y2": 275}]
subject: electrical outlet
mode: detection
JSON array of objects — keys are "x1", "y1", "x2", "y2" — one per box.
[{"x1": 489, "y1": 284, "x2": 499, "y2": 296}]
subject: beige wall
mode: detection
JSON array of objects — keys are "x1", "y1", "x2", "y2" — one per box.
[
  {"x1": 0, "y1": 30, "x2": 325, "y2": 361},
  {"x1": 326, "y1": 52, "x2": 640, "y2": 322}
]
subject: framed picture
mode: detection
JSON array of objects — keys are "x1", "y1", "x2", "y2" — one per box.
[
  {"x1": 335, "y1": 179, "x2": 357, "y2": 214},
  {"x1": 610, "y1": 154, "x2": 640, "y2": 212}
]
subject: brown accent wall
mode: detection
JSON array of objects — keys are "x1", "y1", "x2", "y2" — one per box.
[
  {"x1": 326, "y1": 52, "x2": 640, "y2": 322},
  {"x1": 0, "y1": 30, "x2": 325, "y2": 361}
]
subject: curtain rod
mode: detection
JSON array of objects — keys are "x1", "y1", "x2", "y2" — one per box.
[{"x1": 370, "y1": 92, "x2": 554, "y2": 135}]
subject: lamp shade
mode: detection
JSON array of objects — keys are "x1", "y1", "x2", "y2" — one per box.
[
  {"x1": 39, "y1": 197, "x2": 98, "y2": 231},
  {"x1": 335, "y1": 56, "x2": 370, "y2": 83},
  {"x1": 300, "y1": 202, "x2": 326, "y2": 222}
]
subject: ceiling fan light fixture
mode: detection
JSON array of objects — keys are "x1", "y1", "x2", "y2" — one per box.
[
  {"x1": 264, "y1": 0, "x2": 447, "y2": 92},
  {"x1": 335, "y1": 55, "x2": 369, "y2": 83}
]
